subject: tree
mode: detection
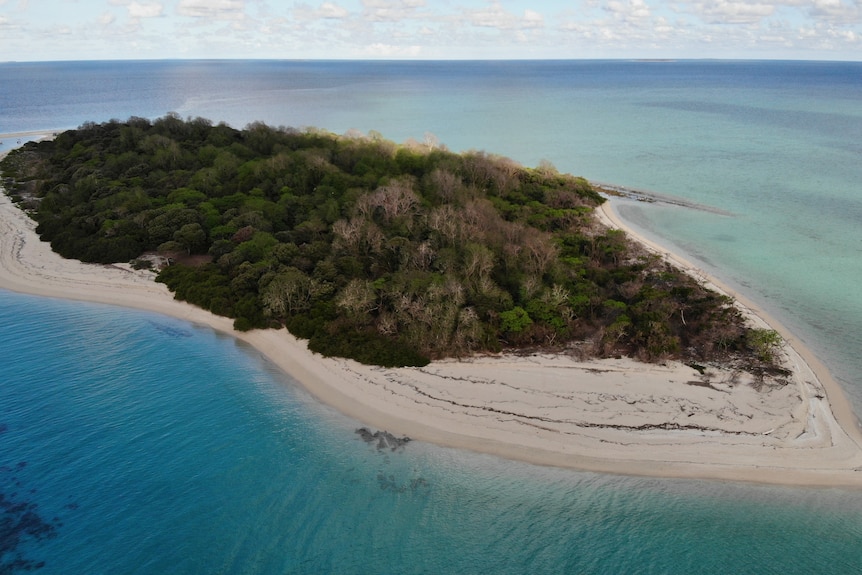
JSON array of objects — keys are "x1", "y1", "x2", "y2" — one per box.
[
  {"x1": 500, "y1": 306, "x2": 533, "y2": 335},
  {"x1": 746, "y1": 329, "x2": 782, "y2": 363},
  {"x1": 173, "y1": 223, "x2": 207, "y2": 255},
  {"x1": 262, "y1": 268, "x2": 317, "y2": 318},
  {"x1": 336, "y1": 278, "x2": 378, "y2": 319},
  {"x1": 1, "y1": 115, "x2": 764, "y2": 368}
]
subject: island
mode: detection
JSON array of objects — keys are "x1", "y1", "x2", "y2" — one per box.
[{"x1": 2, "y1": 116, "x2": 861, "y2": 487}]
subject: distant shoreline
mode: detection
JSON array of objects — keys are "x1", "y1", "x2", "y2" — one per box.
[
  {"x1": 2, "y1": 147, "x2": 862, "y2": 487},
  {"x1": 0, "y1": 130, "x2": 59, "y2": 153},
  {"x1": 0, "y1": 130, "x2": 60, "y2": 140}
]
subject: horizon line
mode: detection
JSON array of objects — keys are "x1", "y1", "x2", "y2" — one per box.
[{"x1": 2, "y1": 56, "x2": 862, "y2": 65}]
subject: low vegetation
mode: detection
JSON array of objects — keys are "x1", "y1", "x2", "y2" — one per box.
[{"x1": 1, "y1": 115, "x2": 779, "y2": 370}]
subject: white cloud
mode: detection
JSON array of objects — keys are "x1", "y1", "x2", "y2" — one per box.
[
  {"x1": 2, "y1": 0, "x2": 862, "y2": 61},
  {"x1": 319, "y1": 2, "x2": 348, "y2": 18},
  {"x1": 792, "y1": 20, "x2": 860, "y2": 48},
  {"x1": 605, "y1": 0, "x2": 652, "y2": 22},
  {"x1": 470, "y1": 1, "x2": 515, "y2": 28},
  {"x1": 177, "y1": 0, "x2": 246, "y2": 20},
  {"x1": 523, "y1": 9, "x2": 544, "y2": 29},
  {"x1": 294, "y1": 1, "x2": 349, "y2": 20},
  {"x1": 362, "y1": 0, "x2": 426, "y2": 22},
  {"x1": 829, "y1": 28, "x2": 858, "y2": 40},
  {"x1": 128, "y1": 1, "x2": 163, "y2": 19},
  {"x1": 654, "y1": 15, "x2": 674, "y2": 34},
  {"x1": 808, "y1": 0, "x2": 860, "y2": 22},
  {"x1": 684, "y1": 1, "x2": 776, "y2": 24},
  {"x1": 360, "y1": 42, "x2": 422, "y2": 56},
  {"x1": 467, "y1": 1, "x2": 546, "y2": 30}
]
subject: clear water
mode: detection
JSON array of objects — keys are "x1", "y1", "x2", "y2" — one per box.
[
  {"x1": 2, "y1": 60, "x2": 862, "y2": 573},
  {"x1": 2, "y1": 291, "x2": 862, "y2": 574}
]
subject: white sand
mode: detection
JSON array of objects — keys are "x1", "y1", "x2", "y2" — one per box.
[
  {"x1": 2, "y1": 175, "x2": 861, "y2": 487},
  {"x1": 0, "y1": 130, "x2": 60, "y2": 144}
]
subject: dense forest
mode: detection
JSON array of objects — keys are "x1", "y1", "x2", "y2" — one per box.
[{"x1": 0, "y1": 115, "x2": 780, "y2": 369}]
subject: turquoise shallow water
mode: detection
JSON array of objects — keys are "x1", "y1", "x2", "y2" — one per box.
[
  {"x1": 2, "y1": 290, "x2": 862, "y2": 574},
  {"x1": 2, "y1": 60, "x2": 862, "y2": 572}
]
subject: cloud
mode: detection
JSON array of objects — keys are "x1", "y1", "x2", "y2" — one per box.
[
  {"x1": 828, "y1": 27, "x2": 858, "y2": 41},
  {"x1": 128, "y1": 2, "x2": 163, "y2": 19},
  {"x1": 808, "y1": 0, "x2": 860, "y2": 22},
  {"x1": 177, "y1": 0, "x2": 246, "y2": 20},
  {"x1": 99, "y1": 11, "x2": 116, "y2": 26},
  {"x1": 319, "y1": 2, "x2": 349, "y2": 18},
  {"x1": 467, "y1": 1, "x2": 545, "y2": 30},
  {"x1": 469, "y1": 1, "x2": 516, "y2": 28},
  {"x1": 604, "y1": 0, "x2": 651, "y2": 22},
  {"x1": 699, "y1": 1, "x2": 776, "y2": 24},
  {"x1": 362, "y1": 0, "x2": 426, "y2": 23},
  {"x1": 360, "y1": 41, "x2": 422, "y2": 56},
  {"x1": 294, "y1": 1, "x2": 349, "y2": 21},
  {"x1": 2, "y1": 0, "x2": 861, "y2": 61},
  {"x1": 523, "y1": 9, "x2": 544, "y2": 29}
]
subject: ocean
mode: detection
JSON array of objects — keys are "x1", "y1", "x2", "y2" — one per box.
[{"x1": 2, "y1": 60, "x2": 862, "y2": 573}]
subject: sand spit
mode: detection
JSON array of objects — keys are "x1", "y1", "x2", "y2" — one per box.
[{"x1": 0, "y1": 130, "x2": 60, "y2": 144}]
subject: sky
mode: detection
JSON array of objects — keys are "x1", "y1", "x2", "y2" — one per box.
[{"x1": 0, "y1": 0, "x2": 860, "y2": 61}]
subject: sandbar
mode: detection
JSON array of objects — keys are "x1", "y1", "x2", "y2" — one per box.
[
  {"x1": 2, "y1": 162, "x2": 861, "y2": 487},
  {"x1": 0, "y1": 130, "x2": 60, "y2": 143}
]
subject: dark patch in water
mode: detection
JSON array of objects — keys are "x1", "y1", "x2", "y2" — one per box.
[
  {"x1": 376, "y1": 473, "x2": 430, "y2": 495},
  {"x1": 355, "y1": 428, "x2": 411, "y2": 451},
  {"x1": 148, "y1": 321, "x2": 193, "y2": 338},
  {"x1": 1, "y1": 462, "x2": 68, "y2": 574},
  {"x1": 711, "y1": 234, "x2": 735, "y2": 242}
]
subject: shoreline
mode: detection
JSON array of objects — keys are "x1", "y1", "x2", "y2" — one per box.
[
  {"x1": 2, "y1": 171, "x2": 862, "y2": 486},
  {"x1": 596, "y1": 195, "x2": 862, "y2": 448},
  {"x1": 0, "y1": 130, "x2": 60, "y2": 147},
  {"x1": 0, "y1": 130, "x2": 62, "y2": 140}
]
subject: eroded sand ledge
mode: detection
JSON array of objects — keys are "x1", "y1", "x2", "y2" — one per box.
[{"x1": 2, "y1": 180, "x2": 861, "y2": 487}]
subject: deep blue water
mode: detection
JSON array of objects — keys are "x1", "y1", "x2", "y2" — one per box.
[{"x1": 2, "y1": 60, "x2": 862, "y2": 573}]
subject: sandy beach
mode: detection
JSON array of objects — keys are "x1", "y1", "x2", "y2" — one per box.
[
  {"x1": 0, "y1": 130, "x2": 59, "y2": 145},
  {"x1": 2, "y1": 174, "x2": 862, "y2": 487},
  {"x1": 0, "y1": 130, "x2": 60, "y2": 140}
]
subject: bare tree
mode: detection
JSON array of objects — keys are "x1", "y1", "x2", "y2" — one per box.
[
  {"x1": 462, "y1": 243, "x2": 495, "y2": 283},
  {"x1": 354, "y1": 179, "x2": 420, "y2": 230},
  {"x1": 427, "y1": 168, "x2": 461, "y2": 203},
  {"x1": 423, "y1": 131, "x2": 440, "y2": 150},
  {"x1": 337, "y1": 278, "x2": 378, "y2": 317},
  {"x1": 332, "y1": 216, "x2": 385, "y2": 255},
  {"x1": 427, "y1": 204, "x2": 463, "y2": 246},
  {"x1": 262, "y1": 268, "x2": 317, "y2": 317},
  {"x1": 409, "y1": 240, "x2": 436, "y2": 270},
  {"x1": 523, "y1": 231, "x2": 559, "y2": 276},
  {"x1": 374, "y1": 179, "x2": 420, "y2": 223}
]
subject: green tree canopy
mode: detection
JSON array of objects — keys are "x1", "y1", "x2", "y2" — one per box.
[{"x1": 0, "y1": 116, "x2": 772, "y2": 370}]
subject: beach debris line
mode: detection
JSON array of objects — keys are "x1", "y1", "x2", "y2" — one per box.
[{"x1": 355, "y1": 427, "x2": 411, "y2": 451}]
